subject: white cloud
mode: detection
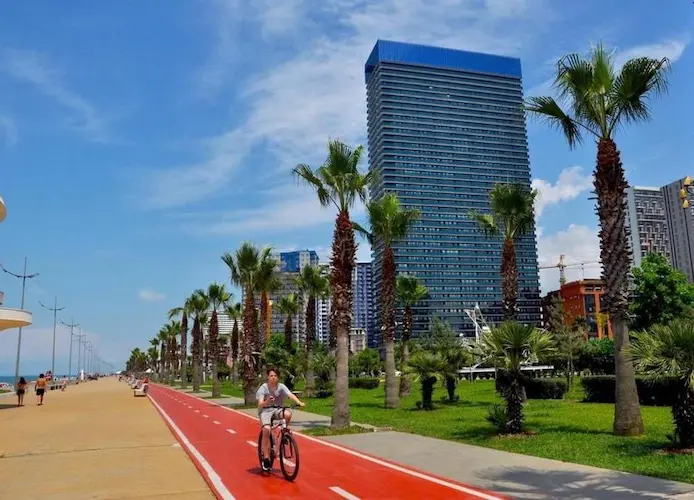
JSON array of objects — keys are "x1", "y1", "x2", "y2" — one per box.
[
  {"x1": 537, "y1": 224, "x2": 602, "y2": 293},
  {"x1": 0, "y1": 47, "x2": 109, "y2": 142},
  {"x1": 532, "y1": 166, "x2": 593, "y2": 218},
  {"x1": 138, "y1": 288, "x2": 166, "y2": 302},
  {"x1": 0, "y1": 114, "x2": 17, "y2": 147},
  {"x1": 143, "y1": 0, "x2": 552, "y2": 208}
]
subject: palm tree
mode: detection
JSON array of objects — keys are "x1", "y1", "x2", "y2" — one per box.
[
  {"x1": 169, "y1": 298, "x2": 192, "y2": 389},
  {"x1": 166, "y1": 321, "x2": 180, "y2": 385},
  {"x1": 188, "y1": 290, "x2": 209, "y2": 392},
  {"x1": 295, "y1": 265, "x2": 330, "y2": 396},
  {"x1": 468, "y1": 183, "x2": 536, "y2": 321},
  {"x1": 631, "y1": 320, "x2": 694, "y2": 448},
  {"x1": 157, "y1": 327, "x2": 169, "y2": 381},
  {"x1": 205, "y1": 282, "x2": 232, "y2": 398},
  {"x1": 479, "y1": 322, "x2": 554, "y2": 434},
  {"x1": 255, "y1": 254, "x2": 281, "y2": 348},
  {"x1": 404, "y1": 351, "x2": 449, "y2": 411},
  {"x1": 146, "y1": 347, "x2": 159, "y2": 372},
  {"x1": 226, "y1": 302, "x2": 242, "y2": 385},
  {"x1": 149, "y1": 338, "x2": 160, "y2": 373},
  {"x1": 355, "y1": 193, "x2": 420, "y2": 409},
  {"x1": 525, "y1": 43, "x2": 670, "y2": 437},
  {"x1": 396, "y1": 274, "x2": 428, "y2": 397},
  {"x1": 293, "y1": 139, "x2": 374, "y2": 429},
  {"x1": 277, "y1": 293, "x2": 300, "y2": 350},
  {"x1": 222, "y1": 242, "x2": 271, "y2": 404}
]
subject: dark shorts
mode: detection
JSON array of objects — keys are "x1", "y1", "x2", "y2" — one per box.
[{"x1": 36, "y1": 388, "x2": 45, "y2": 396}]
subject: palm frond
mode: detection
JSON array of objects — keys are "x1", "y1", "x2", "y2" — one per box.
[
  {"x1": 468, "y1": 210, "x2": 499, "y2": 237},
  {"x1": 524, "y1": 96, "x2": 584, "y2": 147},
  {"x1": 293, "y1": 164, "x2": 333, "y2": 209}
]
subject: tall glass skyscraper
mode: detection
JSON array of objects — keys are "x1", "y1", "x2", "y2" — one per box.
[{"x1": 365, "y1": 40, "x2": 541, "y2": 341}]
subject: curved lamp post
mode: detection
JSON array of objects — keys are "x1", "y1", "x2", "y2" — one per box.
[{"x1": 680, "y1": 176, "x2": 694, "y2": 208}]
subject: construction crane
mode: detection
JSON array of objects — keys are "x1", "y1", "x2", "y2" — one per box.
[{"x1": 539, "y1": 254, "x2": 601, "y2": 287}]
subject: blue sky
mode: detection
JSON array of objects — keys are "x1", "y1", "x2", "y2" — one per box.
[{"x1": 0, "y1": 0, "x2": 692, "y2": 374}]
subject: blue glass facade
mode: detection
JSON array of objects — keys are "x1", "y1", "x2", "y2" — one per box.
[
  {"x1": 365, "y1": 40, "x2": 541, "y2": 341},
  {"x1": 280, "y1": 250, "x2": 319, "y2": 273}
]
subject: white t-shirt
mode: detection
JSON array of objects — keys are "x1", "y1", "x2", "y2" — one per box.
[{"x1": 256, "y1": 382, "x2": 290, "y2": 413}]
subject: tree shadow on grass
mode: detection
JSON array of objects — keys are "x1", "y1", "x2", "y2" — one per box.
[{"x1": 477, "y1": 467, "x2": 694, "y2": 500}]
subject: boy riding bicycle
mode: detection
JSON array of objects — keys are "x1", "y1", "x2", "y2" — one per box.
[{"x1": 256, "y1": 366, "x2": 305, "y2": 471}]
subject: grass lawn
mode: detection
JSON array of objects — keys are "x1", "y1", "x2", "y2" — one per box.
[{"x1": 209, "y1": 377, "x2": 693, "y2": 483}]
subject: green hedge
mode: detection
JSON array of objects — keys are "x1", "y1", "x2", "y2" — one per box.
[
  {"x1": 495, "y1": 372, "x2": 568, "y2": 400},
  {"x1": 581, "y1": 376, "x2": 678, "y2": 406},
  {"x1": 349, "y1": 377, "x2": 380, "y2": 389}
]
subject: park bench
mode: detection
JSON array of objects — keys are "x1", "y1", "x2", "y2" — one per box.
[{"x1": 133, "y1": 383, "x2": 148, "y2": 397}]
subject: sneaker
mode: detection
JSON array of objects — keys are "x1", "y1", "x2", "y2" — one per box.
[{"x1": 262, "y1": 458, "x2": 271, "y2": 471}]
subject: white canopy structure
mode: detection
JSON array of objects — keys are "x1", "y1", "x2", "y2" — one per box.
[{"x1": 0, "y1": 307, "x2": 32, "y2": 331}]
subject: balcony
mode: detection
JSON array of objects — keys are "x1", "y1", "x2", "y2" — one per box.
[
  {"x1": 0, "y1": 195, "x2": 6, "y2": 222},
  {"x1": 0, "y1": 292, "x2": 33, "y2": 331}
]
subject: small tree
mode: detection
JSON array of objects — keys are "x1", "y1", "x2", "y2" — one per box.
[
  {"x1": 404, "y1": 351, "x2": 449, "y2": 410},
  {"x1": 396, "y1": 274, "x2": 428, "y2": 397},
  {"x1": 631, "y1": 319, "x2": 694, "y2": 448},
  {"x1": 631, "y1": 253, "x2": 694, "y2": 331},
  {"x1": 547, "y1": 296, "x2": 583, "y2": 387}
]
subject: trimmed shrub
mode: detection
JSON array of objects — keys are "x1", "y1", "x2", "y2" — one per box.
[
  {"x1": 581, "y1": 375, "x2": 679, "y2": 406},
  {"x1": 349, "y1": 377, "x2": 380, "y2": 389},
  {"x1": 496, "y1": 372, "x2": 568, "y2": 400}
]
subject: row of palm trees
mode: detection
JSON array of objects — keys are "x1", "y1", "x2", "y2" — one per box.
[{"x1": 130, "y1": 43, "x2": 671, "y2": 438}]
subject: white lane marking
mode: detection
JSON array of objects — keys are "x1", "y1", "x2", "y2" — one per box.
[
  {"x1": 246, "y1": 440, "x2": 256, "y2": 447},
  {"x1": 194, "y1": 409, "x2": 200, "y2": 413},
  {"x1": 226, "y1": 429, "x2": 236, "y2": 435},
  {"x1": 213, "y1": 420, "x2": 221, "y2": 425},
  {"x1": 202, "y1": 414, "x2": 209, "y2": 418},
  {"x1": 212, "y1": 398, "x2": 503, "y2": 500},
  {"x1": 148, "y1": 395, "x2": 235, "y2": 500},
  {"x1": 330, "y1": 486, "x2": 360, "y2": 500}
]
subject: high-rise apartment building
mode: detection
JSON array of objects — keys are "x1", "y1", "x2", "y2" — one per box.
[
  {"x1": 268, "y1": 250, "x2": 319, "y2": 342},
  {"x1": 625, "y1": 186, "x2": 670, "y2": 268},
  {"x1": 663, "y1": 179, "x2": 694, "y2": 282},
  {"x1": 365, "y1": 40, "x2": 541, "y2": 339},
  {"x1": 316, "y1": 263, "x2": 331, "y2": 345},
  {"x1": 352, "y1": 262, "x2": 376, "y2": 348}
]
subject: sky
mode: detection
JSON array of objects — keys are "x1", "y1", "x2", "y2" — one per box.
[{"x1": 0, "y1": 0, "x2": 692, "y2": 375}]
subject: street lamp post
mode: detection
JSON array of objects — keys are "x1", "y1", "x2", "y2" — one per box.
[
  {"x1": 61, "y1": 318, "x2": 79, "y2": 380},
  {"x1": 40, "y1": 296, "x2": 65, "y2": 378},
  {"x1": 680, "y1": 176, "x2": 694, "y2": 208},
  {"x1": 1, "y1": 258, "x2": 39, "y2": 385}
]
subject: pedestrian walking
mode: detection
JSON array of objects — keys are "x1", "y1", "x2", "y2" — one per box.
[
  {"x1": 35, "y1": 373, "x2": 47, "y2": 405},
  {"x1": 16, "y1": 377, "x2": 28, "y2": 407}
]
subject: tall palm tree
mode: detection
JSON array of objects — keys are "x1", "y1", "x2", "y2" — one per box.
[
  {"x1": 255, "y1": 254, "x2": 281, "y2": 348},
  {"x1": 188, "y1": 290, "x2": 209, "y2": 392},
  {"x1": 525, "y1": 44, "x2": 670, "y2": 436},
  {"x1": 293, "y1": 139, "x2": 374, "y2": 428},
  {"x1": 166, "y1": 321, "x2": 180, "y2": 385},
  {"x1": 277, "y1": 293, "x2": 301, "y2": 350},
  {"x1": 468, "y1": 183, "x2": 536, "y2": 321},
  {"x1": 204, "y1": 283, "x2": 232, "y2": 397},
  {"x1": 169, "y1": 297, "x2": 192, "y2": 389},
  {"x1": 149, "y1": 338, "x2": 159, "y2": 373},
  {"x1": 226, "y1": 302, "x2": 242, "y2": 385},
  {"x1": 356, "y1": 193, "x2": 420, "y2": 409},
  {"x1": 222, "y1": 242, "x2": 271, "y2": 404},
  {"x1": 631, "y1": 320, "x2": 694, "y2": 448},
  {"x1": 146, "y1": 347, "x2": 159, "y2": 372},
  {"x1": 157, "y1": 327, "x2": 169, "y2": 381},
  {"x1": 296, "y1": 265, "x2": 330, "y2": 396},
  {"x1": 396, "y1": 275, "x2": 429, "y2": 397},
  {"x1": 479, "y1": 322, "x2": 554, "y2": 434}
]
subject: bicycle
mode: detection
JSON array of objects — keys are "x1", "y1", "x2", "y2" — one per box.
[{"x1": 257, "y1": 405, "x2": 300, "y2": 481}]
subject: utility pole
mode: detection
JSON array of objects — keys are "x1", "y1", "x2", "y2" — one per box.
[
  {"x1": 40, "y1": 296, "x2": 65, "y2": 378},
  {"x1": 1, "y1": 258, "x2": 39, "y2": 385},
  {"x1": 61, "y1": 318, "x2": 79, "y2": 380},
  {"x1": 76, "y1": 328, "x2": 85, "y2": 380}
]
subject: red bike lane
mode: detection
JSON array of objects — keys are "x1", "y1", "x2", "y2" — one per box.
[{"x1": 147, "y1": 384, "x2": 507, "y2": 500}]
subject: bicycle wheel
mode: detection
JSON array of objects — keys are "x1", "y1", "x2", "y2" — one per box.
[
  {"x1": 279, "y1": 432, "x2": 300, "y2": 481},
  {"x1": 257, "y1": 429, "x2": 275, "y2": 471}
]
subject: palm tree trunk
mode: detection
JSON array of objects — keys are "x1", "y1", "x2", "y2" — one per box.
[
  {"x1": 501, "y1": 238, "x2": 518, "y2": 321},
  {"x1": 673, "y1": 385, "x2": 694, "y2": 448},
  {"x1": 231, "y1": 320, "x2": 239, "y2": 385},
  {"x1": 504, "y1": 376, "x2": 524, "y2": 434},
  {"x1": 446, "y1": 375, "x2": 456, "y2": 401},
  {"x1": 242, "y1": 286, "x2": 257, "y2": 405},
  {"x1": 421, "y1": 377, "x2": 435, "y2": 410},
  {"x1": 330, "y1": 209, "x2": 355, "y2": 429},
  {"x1": 382, "y1": 246, "x2": 398, "y2": 409},
  {"x1": 595, "y1": 138, "x2": 644, "y2": 437},
  {"x1": 305, "y1": 296, "x2": 316, "y2": 397},
  {"x1": 210, "y1": 311, "x2": 220, "y2": 398},
  {"x1": 159, "y1": 343, "x2": 166, "y2": 381},
  {"x1": 192, "y1": 321, "x2": 201, "y2": 392},
  {"x1": 284, "y1": 316, "x2": 293, "y2": 350},
  {"x1": 260, "y1": 291, "x2": 269, "y2": 348},
  {"x1": 399, "y1": 306, "x2": 413, "y2": 397},
  {"x1": 180, "y1": 313, "x2": 188, "y2": 389}
]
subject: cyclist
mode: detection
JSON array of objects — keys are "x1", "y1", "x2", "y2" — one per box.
[{"x1": 256, "y1": 366, "x2": 305, "y2": 471}]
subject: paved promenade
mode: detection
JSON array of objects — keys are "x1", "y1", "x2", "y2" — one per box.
[{"x1": 0, "y1": 377, "x2": 213, "y2": 500}]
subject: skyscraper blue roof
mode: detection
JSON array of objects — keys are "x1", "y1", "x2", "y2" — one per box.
[{"x1": 365, "y1": 39, "x2": 522, "y2": 83}]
